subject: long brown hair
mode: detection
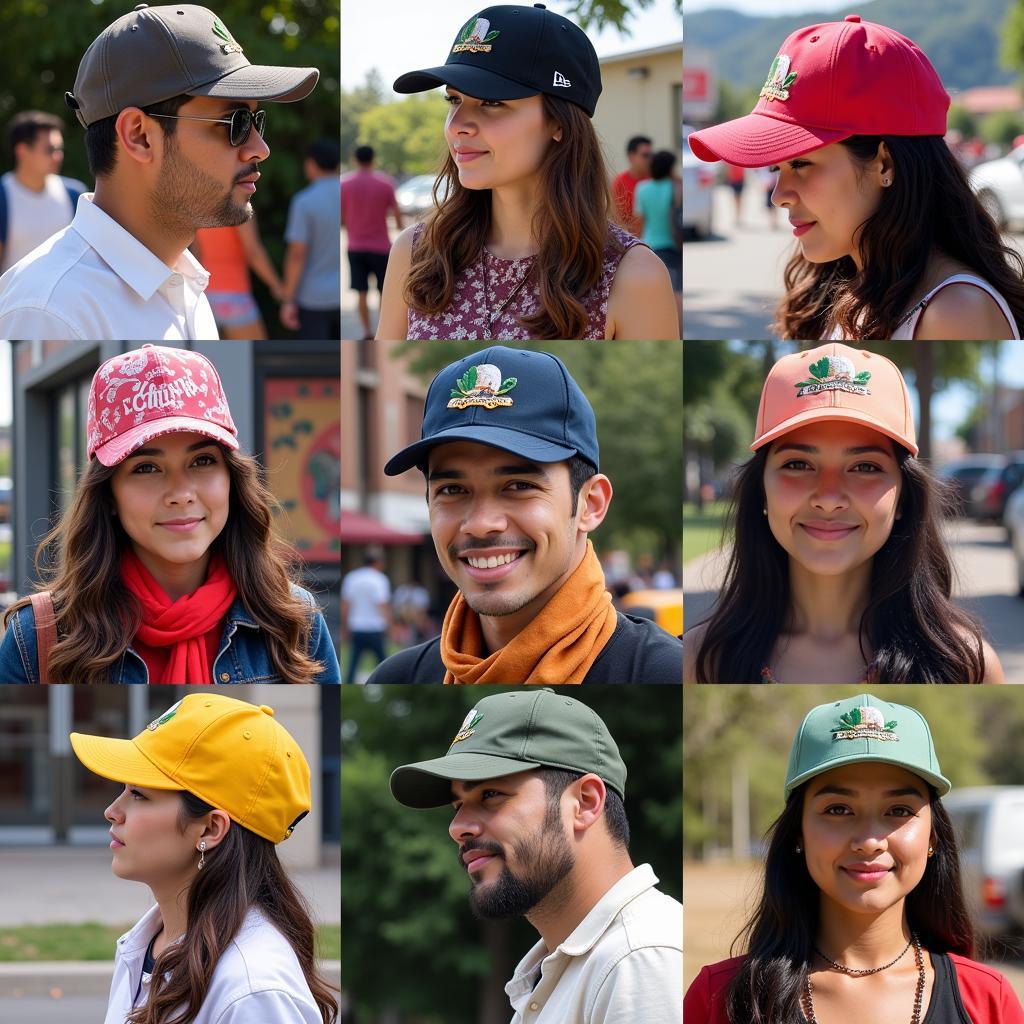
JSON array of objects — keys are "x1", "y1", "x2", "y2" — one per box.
[
  {"x1": 128, "y1": 791, "x2": 338, "y2": 1024},
  {"x1": 2, "y1": 446, "x2": 325, "y2": 683},
  {"x1": 774, "y1": 135, "x2": 1024, "y2": 340},
  {"x1": 405, "y1": 94, "x2": 620, "y2": 339}
]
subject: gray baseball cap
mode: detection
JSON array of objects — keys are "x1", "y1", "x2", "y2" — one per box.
[{"x1": 66, "y1": 4, "x2": 319, "y2": 128}]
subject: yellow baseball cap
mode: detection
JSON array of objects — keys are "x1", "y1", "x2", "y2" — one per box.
[{"x1": 70, "y1": 694, "x2": 310, "y2": 844}]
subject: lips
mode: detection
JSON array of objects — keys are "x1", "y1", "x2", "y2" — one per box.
[
  {"x1": 457, "y1": 548, "x2": 527, "y2": 581},
  {"x1": 454, "y1": 149, "x2": 487, "y2": 163},
  {"x1": 800, "y1": 520, "x2": 858, "y2": 541},
  {"x1": 109, "y1": 831, "x2": 125, "y2": 849},
  {"x1": 791, "y1": 219, "x2": 816, "y2": 237},
  {"x1": 842, "y1": 862, "x2": 892, "y2": 882},
  {"x1": 157, "y1": 517, "x2": 204, "y2": 533}
]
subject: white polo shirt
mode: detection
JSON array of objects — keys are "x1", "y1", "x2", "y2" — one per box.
[
  {"x1": 0, "y1": 192, "x2": 218, "y2": 340},
  {"x1": 505, "y1": 864, "x2": 683, "y2": 1024}
]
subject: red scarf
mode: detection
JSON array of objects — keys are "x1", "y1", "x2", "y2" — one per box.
[{"x1": 121, "y1": 549, "x2": 238, "y2": 684}]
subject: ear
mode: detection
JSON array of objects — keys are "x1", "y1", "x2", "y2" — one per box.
[
  {"x1": 196, "y1": 809, "x2": 232, "y2": 851},
  {"x1": 569, "y1": 773, "x2": 607, "y2": 837},
  {"x1": 114, "y1": 107, "x2": 160, "y2": 167},
  {"x1": 576, "y1": 473, "x2": 613, "y2": 535},
  {"x1": 875, "y1": 140, "x2": 894, "y2": 187}
]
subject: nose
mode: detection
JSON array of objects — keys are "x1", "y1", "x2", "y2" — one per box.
[
  {"x1": 810, "y1": 468, "x2": 849, "y2": 513},
  {"x1": 241, "y1": 125, "x2": 270, "y2": 163},
  {"x1": 851, "y1": 826, "x2": 888, "y2": 854},
  {"x1": 459, "y1": 494, "x2": 508, "y2": 538},
  {"x1": 104, "y1": 794, "x2": 124, "y2": 825},
  {"x1": 449, "y1": 805, "x2": 482, "y2": 844},
  {"x1": 445, "y1": 102, "x2": 477, "y2": 139},
  {"x1": 770, "y1": 170, "x2": 789, "y2": 209},
  {"x1": 163, "y1": 467, "x2": 197, "y2": 506}
]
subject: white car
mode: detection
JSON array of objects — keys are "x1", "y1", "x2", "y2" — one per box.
[
  {"x1": 682, "y1": 126, "x2": 716, "y2": 239},
  {"x1": 970, "y1": 145, "x2": 1024, "y2": 230},
  {"x1": 1005, "y1": 483, "x2": 1024, "y2": 597}
]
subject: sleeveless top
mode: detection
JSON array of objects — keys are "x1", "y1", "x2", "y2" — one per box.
[
  {"x1": 760, "y1": 659, "x2": 878, "y2": 685},
  {"x1": 406, "y1": 221, "x2": 643, "y2": 340}
]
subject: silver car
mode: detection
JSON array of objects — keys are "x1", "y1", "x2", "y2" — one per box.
[
  {"x1": 682, "y1": 125, "x2": 715, "y2": 239},
  {"x1": 970, "y1": 145, "x2": 1024, "y2": 230}
]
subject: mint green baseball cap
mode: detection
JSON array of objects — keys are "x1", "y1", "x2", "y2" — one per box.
[
  {"x1": 784, "y1": 693, "x2": 950, "y2": 800},
  {"x1": 389, "y1": 689, "x2": 627, "y2": 809}
]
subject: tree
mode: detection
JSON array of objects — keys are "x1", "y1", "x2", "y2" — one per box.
[
  {"x1": 562, "y1": 0, "x2": 682, "y2": 32},
  {"x1": 980, "y1": 109, "x2": 1024, "y2": 149},
  {"x1": 341, "y1": 70, "x2": 386, "y2": 166},
  {"x1": 948, "y1": 104, "x2": 978, "y2": 139},
  {"x1": 357, "y1": 94, "x2": 449, "y2": 176}
]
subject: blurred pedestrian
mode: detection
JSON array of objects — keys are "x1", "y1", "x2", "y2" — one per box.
[
  {"x1": 724, "y1": 162, "x2": 745, "y2": 226},
  {"x1": 281, "y1": 137, "x2": 342, "y2": 339},
  {"x1": 0, "y1": 111, "x2": 86, "y2": 274},
  {"x1": 689, "y1": 15, "x2": 1024, "y2": 340},
  {"x1": 634, "y1": 149, "x2": 681, "y2": 327},
  {"x1": 341, "y1": 550, "x2": 391, "y2": 684},
  {"x1": 392, "y1": 579, "x2": 430, "y2": 646},
  {"x1": 340, "y1": 144, "x2": 403, "y2": 340},
  {"x1": 611, "y1": 134, "x2": 652, "y2": 236}
]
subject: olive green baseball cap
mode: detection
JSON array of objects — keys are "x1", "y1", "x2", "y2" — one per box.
[
  {"x1": 784, "y1": 693, "x2": 950, "y2": 800},
  {"x1": 389, "y1": 689, "x2": 627, "y2": 809}
]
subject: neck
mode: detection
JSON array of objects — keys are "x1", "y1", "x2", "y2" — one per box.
[
  {"x1": 14, "y1": 166, "x2": 47, "y2": 193},
  {"x1": 93, "y1": 176, "x2": 191, "y2": 268},
  {"x1": 132, "y1": 545, "x2": 211, "y2": 602},
  {"x1": 816, "y1": 897, "x2": 913, "y2": 970},
  {"x1": 486, "y1": 178, "x2": 542, "y2": 259},
  {"x1": 150, "y1": 879, "x2": 192, "y2": 954},
  {"x1": 786, "y1": 557, "x2": 872, "y2": 641}
]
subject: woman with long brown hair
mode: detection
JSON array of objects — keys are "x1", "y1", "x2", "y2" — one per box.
[
  {"x1": 0, "y1": 344, "x2": 339, "y2": 683},
  {"x1": 689, "y1": 16, "x2": 1024, "y2": 341},
  {"x1": 374, "y1": 4, "x2": 678, "y2": 341},
  {"x1": 70, "y1": 692, "x2": 337, "y2": 1023}
]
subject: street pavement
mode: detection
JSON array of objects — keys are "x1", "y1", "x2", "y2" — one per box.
[
  {"x1": 683, "y1": 519, "x2": 1024, "y2": 682},
  {"x1": 0, "y1": 995, "x2": 111, "y2": 1023}
]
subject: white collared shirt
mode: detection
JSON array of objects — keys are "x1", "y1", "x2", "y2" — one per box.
[
  {"x1": 505, "y1": 864, "x2": 683, "y2": 1024},
  {"x1": 104, "y1": 904, "x2": 322, "y2": 1024},
  {"x1": 0, "y1": 193, "x2": 218, "y2": 340}
]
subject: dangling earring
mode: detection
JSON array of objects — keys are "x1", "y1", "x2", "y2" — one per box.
[
  {"x1": 795, "y1": 842, "x2": 802, "y2": 854},
  {"x1": 197, "y1": 841, "x2": 206, "y2": 871}
]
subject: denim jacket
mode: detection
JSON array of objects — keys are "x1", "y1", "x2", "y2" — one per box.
[{"x1": 0, "y1": 586, "x2": 340, "y2": 684}]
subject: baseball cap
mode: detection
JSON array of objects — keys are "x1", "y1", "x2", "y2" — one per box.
[
  {"x1": 70, "y1": 693, "x2": 311, "y2": 843},
  {"x1": 390, "y1": 688, "x2": 627, "y2": 808},
  {"x1": 688, "y1": 15, "x2": 949, "y2": 168},
  {"x1": 66, "y1": 4, "x2": 319, "y2": 129},
  {"x1": 785, "y1": 693, "x2": 950, "y2": 800},
  {"x1": 394, "y1": 4, "x2": 602, "y2": 118},
  {"x1": 383, "y1": 346, "x2": 599, "y2": 476},
  {"x1": 751, "y1": 343, "x2": 918, "y2": 457},
  {"x1": 87, "y1": 344, "x2": 239, "y2": 467}
]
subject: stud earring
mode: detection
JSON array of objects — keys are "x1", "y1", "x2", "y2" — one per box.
[
  {"x1": 197, "y1": 841, "x2": 206, "y2": 871},
  {"x1": 927, "y1": 846, "x2": 934, "y2": 858},
  {"x1": 882, "y1": 176, "x2": 892, "y2": 186},
  {"x1": 795, "y1": 842, "x2": 802, "y2": 854},
  {"x1": 762, "y1": 508, "x2": 768, "y2": 516}
]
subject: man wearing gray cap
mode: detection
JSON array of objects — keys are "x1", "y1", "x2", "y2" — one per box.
[
  {"x1": 391, "y1": 689, "x2": 683, "y2": 1024},
  {"x1": 0, "y1": 4, "x2": 319, "y2": 341}
]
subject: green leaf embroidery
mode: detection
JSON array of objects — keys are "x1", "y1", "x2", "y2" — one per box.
[
  {"x1": 809, "y1": 358, "x2": 831, "y2": 380},
  {"x1": 783, "y1": 72, "x2": 798, "y2": 89},
  {"x1": 450, "y1": 389, "x2": 463, "y2": 398},
  {"x1": 765, "y1": 56, "x2": 779, "y2": 83},
  {"x1": 496, "y1": 377, "x2": 518, "y2": 394},
  {"x1": 459, "y1": 18, "x2": 476, "y2": 42},
  {"x1": 885, "y1": 720, "x2": 898, "y2": 730},
  {"x1": 850, "y1": 707, "x2": 862, "y2": 725},
  {"x1": 213, "y1": 19, "x2": 232, "y2": 43},
  {"x1": 854, "y1": 371, "x2": 872, "y2": 383},
  {"x1": 466, "y1": 365, "x2": 478, "y2": 389},
  {"x1": 794, "y1": 379, "x2": 818, "y2": 388},
  {"x1": 483, "y1": 30, "x2": 500, "y2": 42}
]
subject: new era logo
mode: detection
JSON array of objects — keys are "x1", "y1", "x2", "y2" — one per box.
[{"x1": 553, "y1": 71, "x2": 571, "y2": 88}]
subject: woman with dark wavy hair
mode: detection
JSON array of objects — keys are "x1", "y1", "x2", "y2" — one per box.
[
  {"x1": 374, "y1": 4, "x2": 678, "y2": 341},
  {"x1": 689, "y1": 16, "x2": 1024, "y2": 341},
  {"x1": 0, "y1": 344, "x2": 339, "y2": 683},
  {"x1": 70, "y1": 693, "x2": 337, "y2": 1024},
  {"x1": 684, "y1": 343, "x2": 1005, "y2": 683},
  {"x1": 685, "y1": 693, "x2": 1024, "y2": 1024}
]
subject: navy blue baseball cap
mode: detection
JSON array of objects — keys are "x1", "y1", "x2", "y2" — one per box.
[
  {"x1": 393, "y1": 4, "x2": 602, "y2": 118},
  {"x1": 383, "y1": 347, "x2": 599, "y2": 476}
]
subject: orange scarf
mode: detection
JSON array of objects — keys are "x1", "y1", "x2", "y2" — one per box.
[{"x1": 440, "y1": 540, "x2": 618, "y2": 684}]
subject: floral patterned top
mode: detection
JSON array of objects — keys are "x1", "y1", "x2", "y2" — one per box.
[{"x1": 406, "y1": 222, "x2": 642, "y2": 340}]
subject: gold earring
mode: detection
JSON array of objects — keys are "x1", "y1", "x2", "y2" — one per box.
[
  {"x1": 927, "y1": 846, "x2": 934, "y2": 858},
  {"x1": 197, "y1": 841, "x2": 206, "y2": 870}
]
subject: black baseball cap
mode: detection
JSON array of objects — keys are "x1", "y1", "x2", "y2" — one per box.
[
  {"x1": 393, "y1": 4, "x2": 602, "y2": 118},
  {"x1": 383, "y1": 347, "x2": 599, "y2": 476}
]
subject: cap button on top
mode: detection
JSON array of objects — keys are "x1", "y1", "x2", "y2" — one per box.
[
  {"x1": 844, "y1": 14, "x2": 862, "y2": 22},
  {"x1": 260, "y1": 705, "x2": 275, "y2": 717}
]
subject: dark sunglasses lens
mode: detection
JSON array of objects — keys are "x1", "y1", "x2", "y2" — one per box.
[
  {"x1": 254, "y1": 109, "x2": 266, "y2": 140},
  {"x1": 229, "y1": 109, "x2": 266, "y2": 146}
]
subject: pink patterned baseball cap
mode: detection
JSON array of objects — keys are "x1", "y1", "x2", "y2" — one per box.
[{"x1": 87, "y1": 345, "x2": 239, "y2": 467}]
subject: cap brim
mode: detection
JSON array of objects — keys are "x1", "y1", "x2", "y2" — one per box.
[
  {"x1": 384, "y1": 426, "x2": 577, "y2": 476},
  {"x1": 70, "y1": 733, "x2": 183, "y2": 790},
  {"x1": 93, "y1": 418, "x2": 240, "y2": 467},
  {"x1": 787, "y1": 754, "x2": 951, "y2": 800},
  {"x1": 394, "y1": 64, "x2": 538, "y2": 102},
  {"x1": 751, "y1": 407, "x2": 918, "y2": 458},
  {"x1": 390, "y1": 752, "x2": 542, "y2": 808},
  {"x1": 191, "y1": 64, "x2": 319, "y2": 103},
  {"x1": 688, "y1": 112, "x2": 850, "y2": 169}
]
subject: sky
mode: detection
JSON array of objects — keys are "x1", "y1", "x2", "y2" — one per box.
[
  {"x1": 684, "y1": 0, "x2": 850, "y2": 13},
  {"x1": 341, "y1": 0, "x2": 683, "y2": 92}
]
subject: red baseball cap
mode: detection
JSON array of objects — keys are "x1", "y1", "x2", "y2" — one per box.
[
  {"x1": 87, "y1": 345, "x2": 239, "y2": 467},
  {"x1": 688, "y1": 15, "x2": 949, "y2": 168},
  {"x1": 751, "y1": 343, "x2": 918, "y2": 457}
]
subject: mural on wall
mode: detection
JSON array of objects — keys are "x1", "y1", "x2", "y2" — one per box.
[{"x1": 264, "y1": 377, "x2": 340, "y2": 563}]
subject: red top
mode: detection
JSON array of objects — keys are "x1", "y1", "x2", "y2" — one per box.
[
  {"x1": 194, "y1": 226, "x2": 250, "y2": 295},
  {"x1": 340, "y1": 169, "x2": 397, "y2": 253},
  {"x1": 612, "y1": 169, "x2": 647, "y2": 236}
]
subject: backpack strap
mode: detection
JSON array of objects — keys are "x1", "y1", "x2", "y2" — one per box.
[{"x1": 29, "y1": 591, "x2": 56, "y2": 684}]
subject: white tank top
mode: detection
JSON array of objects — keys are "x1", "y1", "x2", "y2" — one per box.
[{"x1": 892, "y1": 274, "x2": 1019, "y2": 340}]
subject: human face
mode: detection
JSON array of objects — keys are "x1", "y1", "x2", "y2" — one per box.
[
  {"x1": 104, "y1": 784, "x2": 198, "y2": 885},
  {"x1": 801, "y1": 762, "x2": 932, "y2": 920},
  {"x1": 110, "y1": 432, "x2": 230, "y2": 579},
  {"x1": 763, "y1": 420, "x2": 902, "y2": 578},
  {"x1": 449, "y1": 772, "x2": 575, "y2": 919},
  {"x1": 427, "y1": 442, "x2": 582, "y2": 620},
  {"x1": 18, "y1": 127, "x2": 64, "y2": 177},
  {"x1": 444, "y1": 89, "x2": 557, "y2": 191},
  {"x1": 628, "y1": 143, "x2": 653, "y2": 176},
  {"x1": 770, "y1": 142, "x2": 884, "y2": 267},
  {"x1": 152, "y1": 96, "x2": 269, "y2": 229}
]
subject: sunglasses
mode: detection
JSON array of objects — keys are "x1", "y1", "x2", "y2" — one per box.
[{"x1": 147, "y1": 107, "x2": 267, "y2": 147}]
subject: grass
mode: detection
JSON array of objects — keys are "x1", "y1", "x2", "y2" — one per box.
[
  {"x1": 338, "y1": 640, "x2": 405, "y2": 682},
  {"x1": 0, "y1": 923, "x2": 341, "y2": 962},
  {"x1": 683, "y1": 501, "x2": 731, "y2": 566}
]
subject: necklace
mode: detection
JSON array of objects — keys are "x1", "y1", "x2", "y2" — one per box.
[
  {"x1": 813, "y1": 935, "x2": 912, "y2": 975},
  {"x1": 480, "y1": 249, "x2": 535, "y2": 330},
  {"x1": 802, "y1": 933, "x2": 925, "y2": 1024}
]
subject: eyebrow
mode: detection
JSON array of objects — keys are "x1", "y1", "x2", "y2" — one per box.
[
  {"x1": 427, "y1": 462, "x2": 548, "y2": 482},
  {"x1": 773, "y1": 444, "x2": 894, "y2": 457},
  {"x1": 811, "y1": 784, "x2": 926, "y2": 799},
  {"x1": 126, "y1": 440, "x2": 219, "y2": 458}
]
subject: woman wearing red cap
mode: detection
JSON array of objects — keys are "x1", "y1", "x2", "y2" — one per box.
[
  {"x1": 374, "y1": 4, "x2": 678, "y2": 341},
  {"x1": 0, "y1": 344, "x2": 340, "y2": 683},
  {"x1": 70, "y1": 693, "x2": 337, "y2": 1023},
  {"x1": 689, "y1": 16, "x2": 1024, "y2": 341},
  {"x1": 684, "y1": 343, "x2": 1005, "y2": 683}
]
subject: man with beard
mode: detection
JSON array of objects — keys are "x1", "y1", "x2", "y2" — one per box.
[
  {"x1": 390, "y1": 688, "x2": 683, "y2": 1023},
  {"x1": 366, "y1": 346, "x2": 683, "y2": 683},
  {"x1": 0, "y1": 5, "x2": 318, "y2": 340}
]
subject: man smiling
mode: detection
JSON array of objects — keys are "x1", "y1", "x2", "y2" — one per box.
[
  {"x1": 390, "y1": 689, "x2": 683, "y2": 1024},
  {"x1": 0, "y1": 5, "x2": 319, "y2": 340},
  {"x1": 367, "y1": 346, "x2": 682, "y2": 683}
]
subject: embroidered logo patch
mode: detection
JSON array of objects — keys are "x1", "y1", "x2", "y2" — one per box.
[
  {"x1": 452, "y1": 709, "x2": 483, "y2": 745},
  {"x1": 148, "y1": 699, "x2": 184, "y2": 732},
  {"x1": 553, "y1": 71, "x2": 571, "y2": 88},
  {"x1": 453, "y1": 17, "x2": 500, "y2": 54},
  {"x1": 794, "y1": 356, "x2": 871, "y2": 398},
  {"x1": 760, "y1": 53, "x2": 798, "y2": 102},
  {"x1": 832, "y1": 705, "x2": 899, "y2": 742},
  {"x1": 448, "y1": 363, "x2": 517, "y2": 410},
  {"x1": 212, "y1": 18, "x2": 244, "y2": 56}
]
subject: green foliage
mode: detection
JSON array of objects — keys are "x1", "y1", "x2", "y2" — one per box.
[
  {"x1": 980, "y1": 108, "x2": 1024, "y2": 147},
  {"x1": 948, "y1": 104, "x2": 979, "y2": 138},
  {"x1": 356, "y1": 94, "x2": 449, "y2": 176},
  {"x1": 562, "y1": 0, "x2": 682, "y2": 32},
  {"x1": 340, "y1": 69, "x2": 385, "y2": 165}
]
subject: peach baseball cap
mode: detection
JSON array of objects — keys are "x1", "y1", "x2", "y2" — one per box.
[{"x1": 751, "y1": 343, "x2": 918, "y2": 456}]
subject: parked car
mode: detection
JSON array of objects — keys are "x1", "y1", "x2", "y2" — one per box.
[
  {"x1": 1005, "y1": 484, "x2": 1024, "y2": 597},
  {"x1": 620, "y1": 588, "x2": 683, "y2": 638},
  {"x1": 682, "y1": 125, "x2": 715, "y2": 239},
  {"x1": 937, "y1": 455, "x2": 1005, "y2": 517},
  {"x1": 970, "y1": 145, "x2": 1024, "y2": 230},
  {"x1": 395, "y1": 174, "x2": 449, "y2": 218},
  {"x1": 944, "y1": 787, "x2": 1024, "y2": 936},
  {"x1": 969, "y1": 452, "x2": 1024, "y2": 522}
]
